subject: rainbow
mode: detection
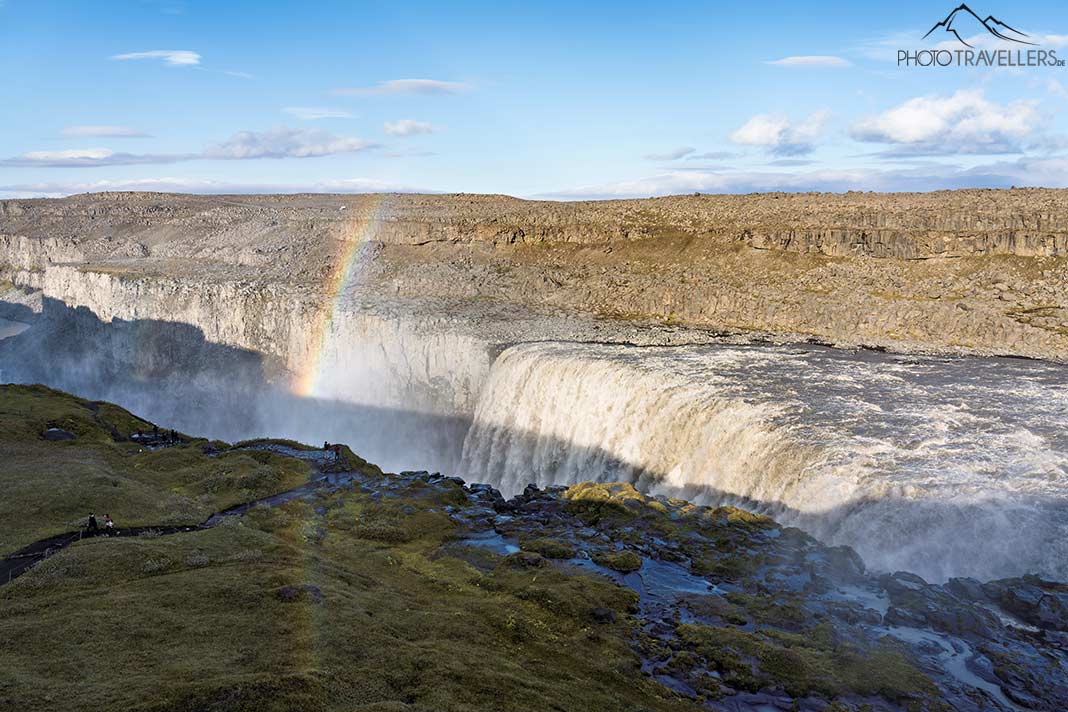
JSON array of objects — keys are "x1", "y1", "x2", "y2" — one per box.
[{"x1": 293, "y1": 194, "x2": 387, "y2": 398}]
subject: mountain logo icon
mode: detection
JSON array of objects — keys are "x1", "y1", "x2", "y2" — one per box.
[{"x1": 923, "y1": 4, "x2": 1036, "y2": 48}]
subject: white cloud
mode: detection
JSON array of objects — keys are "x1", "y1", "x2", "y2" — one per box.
[
  {"x1": 1, "y1": 148, "x2": 190, "y2": 167},
  {"x1": 730, "y1": 110, "x2": 830, "y2": 156},
  {"x1": 332, "y1": 79, "x2": 471, "y2": 96},
  {"x1": 283, "y1": 107, "x2": 354, "y2": 120},
  {"x1": 383, "y1": 119, "x2": 435, "y2": 136},
  {"x1": 110, "y1": 50, "x2": 201, "y2": 66},
  {"x1": 538, "y1": 157, "x2": 1068, "y2": 199},
  {"x1": 850, "y1": 89, "x2": 1040, "y2": 154},
  {"x1": 206, "y1": 127, "x2": 377, "y2": 159},
  {"x1": 686, "y1": 151, "x2": 738, "y2": 161},
  {"x1": 3, "y1": 126, "x2": 376, "y2": 167},
  {"x1": 23, "y1": 149, "x2": 115, "y2": 161},
  {"x1": 644, "y1": 146, "x2": 695, "y2": 161},
  {"x1": 766, "y1": 55, "x2": 851, "y2": 68},
  {"x1": 926, "y1": 31, "x2": 1068, "y2": 52},
  {"x1": 60, "y1": 125, "x2": 149, "y2": 138},
  {"x1": 0, "y1": 177, "x2": 431, "y2": 199}
]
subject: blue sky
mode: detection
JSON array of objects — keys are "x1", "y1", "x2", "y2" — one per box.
[{"x1": 1, "y1": 0, "x2": 1067, "y2": 198}]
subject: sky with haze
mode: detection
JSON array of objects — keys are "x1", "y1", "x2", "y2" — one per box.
[{"x1": 2, "y1": 0, "x2": 1068, "y2": 198}]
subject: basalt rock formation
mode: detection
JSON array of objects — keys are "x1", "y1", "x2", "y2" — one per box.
[{"x1": 1, "y1": 189, "x2": 1067, "y2": 362}]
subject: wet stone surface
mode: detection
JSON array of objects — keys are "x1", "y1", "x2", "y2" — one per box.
[{"x1": 424, "y1": 477, "x2": 1068, "y2": 712}]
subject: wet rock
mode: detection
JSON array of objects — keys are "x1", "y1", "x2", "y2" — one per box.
[
  {"x1": 945, "y1": 577, "x2": 987, "y2": 602},
  {"x1": 983, "y1": 575, "x2": 1068, "y2": 631},
  {"x1": 468, "y1": 483, "x2": 506, "y2": 507},
  {"x1": 443, "y1": 474, "x2": 1068, "y2": 710},
  {"x1": 884, "y1": 606, "x2": 927, "y2": 628},
  {"x1": 822, "y1": 545, "x2": 865, "y2": 584}
]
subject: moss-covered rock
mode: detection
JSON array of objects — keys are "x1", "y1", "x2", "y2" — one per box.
[
  {"x1": 519, "y1": 537, "x2": 576, "y2": 559},
  {"x1": 593, "y1": 549, "x2": 643, "y2": 573}
]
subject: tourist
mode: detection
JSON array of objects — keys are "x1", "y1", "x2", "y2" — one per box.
[
  {"x1": 87, "y1": 512, "x2": 98, "y2": 534},
  {"x1": 104, "y1": 514, "x2": 114, "y2": 535}
]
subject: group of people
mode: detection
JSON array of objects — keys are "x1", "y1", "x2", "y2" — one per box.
[
  {"x1": 323, "y1": 442, "x2": 344, "y2": 461},
  {"x1": 133, "y1": 425, "x2": 180, "y2": 443},
  {"x1": 85, "y1": 512, "x2": 115, "y2": 536}
]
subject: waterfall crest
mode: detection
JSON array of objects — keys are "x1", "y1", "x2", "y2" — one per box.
[{"x1": 460, "y1": 342, "x2": 1068, "y2": 582}]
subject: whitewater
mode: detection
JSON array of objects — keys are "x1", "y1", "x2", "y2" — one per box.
[{"x1": 459, "y1": 342, "x2": 1068, "y2": 583}]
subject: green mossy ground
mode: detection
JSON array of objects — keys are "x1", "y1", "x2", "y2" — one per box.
[
  {"x1": 676, "y1": 624, "x2": 940, "y2": 705},
  {"x1": 0, "y1": 385, "x2": 695, "y2": 712},
  {"x1": 0, "y1": 384, "x2": 312, "y2": 555},
  {"x1": 0, "y1": 386, "x2": 954, "y2": 711}
]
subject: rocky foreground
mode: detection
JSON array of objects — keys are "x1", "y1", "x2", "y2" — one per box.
[
  {"x1": 2, "y1": 189, "x2": 1068, "y2": 362},
  {"x1": 2, "y1": 385, "x2": 1066, "y2": 711}
]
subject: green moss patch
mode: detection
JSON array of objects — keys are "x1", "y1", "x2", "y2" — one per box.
[{"x1": 593, "y1": 549, "x2": 643, "y2": 573}]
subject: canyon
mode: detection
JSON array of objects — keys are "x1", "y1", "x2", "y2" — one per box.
[{"x1": 1, "y1": 189, "x2": 1067, "y2": 585}]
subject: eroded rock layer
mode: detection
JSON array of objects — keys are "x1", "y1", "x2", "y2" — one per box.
[{"x1": 1, "y1": 189, "x2": 1067, "y2": 360}]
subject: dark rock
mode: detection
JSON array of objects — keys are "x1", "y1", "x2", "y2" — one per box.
[
  {"x1": 468, "y1": 483, "x2": 507, "y2": 505},
  {"x1": 984, "y1": 575, "x2": 1068, "y2": 631},
  {"x1": 924, "y1": 602, "x2": 999, "y2": 638},
  {"x1": 884, "y1": 606, "x2": 926, "y2": 628},
  {"x1": 498, "y1": 551, "x2": 548, "y2": 569},
  {"x1": 591, "y1": 607, "x2": 616, "y2": 624},
  {"x1": 823, "y1": 545, "x2": 865, "y2": 583},
  {"x1": 275, "y1": 583, "x2": 325, "y2": 603},
  {"x1": 42, "y1": 427, "x2": 76, "y2": 441},
  {"x1": 885, "y1": 571, "x2": 928, "y2": 591},
  {"x1": 945, "y1": 577, "x2": 987, "y2": 602}
]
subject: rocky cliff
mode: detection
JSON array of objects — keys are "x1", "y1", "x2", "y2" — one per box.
[{"x1": 2, "y1": 189, "x2": 1067, "y2": 361}]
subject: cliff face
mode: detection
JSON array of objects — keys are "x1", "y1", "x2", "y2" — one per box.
[{"x1": 1, "y1": 189, "x2": 1067, "y2": 361}]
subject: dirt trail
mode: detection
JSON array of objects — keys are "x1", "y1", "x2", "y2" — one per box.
[{"x1": 0, "y1": 443, "x2": 358, "y2": 585}]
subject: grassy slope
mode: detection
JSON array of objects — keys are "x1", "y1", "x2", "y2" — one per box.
[
  {"x1": 0, "y1": 385, "x2": 693, "y2": 712},
  {"x1": 0, "y1": 384, "x2": 310, "y2": 554}
]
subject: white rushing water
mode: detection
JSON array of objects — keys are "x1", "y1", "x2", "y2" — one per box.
[
  {"x1": 4, "y1": 300, "x2": 1067, "y2": 582},
  {"x1": 460, "y1": 342, "x2": 1068, "y2": 582}
]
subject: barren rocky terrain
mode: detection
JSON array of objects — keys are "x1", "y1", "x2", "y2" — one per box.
[{"x1": 1, "y1": 189, "x2": 1067, "y2": 362}]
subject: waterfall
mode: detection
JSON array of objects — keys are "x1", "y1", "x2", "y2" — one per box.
[
  {"x1": 459, "y1": 342, "x2": 1068, "y2": 582},
  {"x1": 4, "y1": 277, "x2": 1067, "y2": 582},
  {"x1": 459, "y1": 343, "x2": 829, "y2": 505}
]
